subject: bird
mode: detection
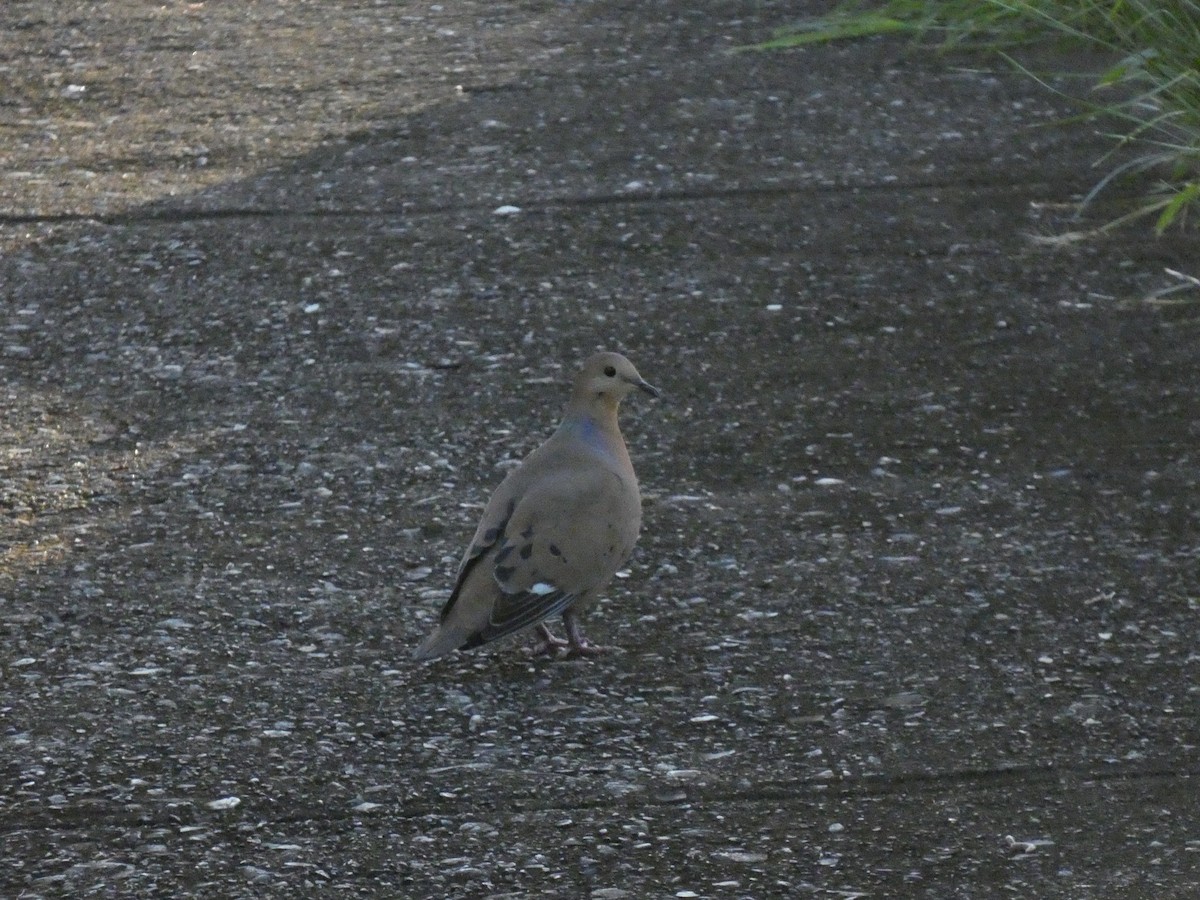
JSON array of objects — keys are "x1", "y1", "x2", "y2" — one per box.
[{"x1": 414, "y1": 351, "x2": 659, "y2": 661}]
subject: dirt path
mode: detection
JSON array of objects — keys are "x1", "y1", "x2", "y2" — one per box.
[{"x1": 2, "y1": 1, "x2": 1198, "y2": 896}]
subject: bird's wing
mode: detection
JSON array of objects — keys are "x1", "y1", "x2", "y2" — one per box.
[{"x1": 468, "y1": 465, "x2": 639, "y2": 646}]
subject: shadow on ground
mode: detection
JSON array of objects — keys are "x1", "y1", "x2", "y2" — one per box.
[{"x1": 2, "y1": 1, "x2": 1198, "y2": 896}]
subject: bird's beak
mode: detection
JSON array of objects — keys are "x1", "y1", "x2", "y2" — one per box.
[{"x1": 633, "y1": 378, "x2": 660, "y2": 399}]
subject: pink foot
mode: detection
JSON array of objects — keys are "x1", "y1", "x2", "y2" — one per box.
[
  {"x1": 565, "y1": 640, "x2": 610, "y2": 659},
  {"x1": 530, "y1": 623, "x2": 569, "y2": 657},
  {"x1": 563, "y1": 611, "x2": 614, "y2": 658}
]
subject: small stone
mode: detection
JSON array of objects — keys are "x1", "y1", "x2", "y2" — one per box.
[{"x1": 714, "y1": 850, "x2": 766, "y2": 863}]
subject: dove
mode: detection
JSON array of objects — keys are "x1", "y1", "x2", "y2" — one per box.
[{"x1": 414, "y1": 351, "x2": 658, "y2": 660}]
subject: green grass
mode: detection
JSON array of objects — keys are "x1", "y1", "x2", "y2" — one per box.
[{"x1": 747, "y1": 0, "x2": 1200, "y2": 234}]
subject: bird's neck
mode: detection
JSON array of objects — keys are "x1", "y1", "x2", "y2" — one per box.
[{"x1": 559, "y1": 401, "x2": 624, "y2": 453}]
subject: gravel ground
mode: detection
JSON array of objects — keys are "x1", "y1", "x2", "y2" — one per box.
[{"x1": 2, "y1": 1, "x2": 1198, "y2": 897}]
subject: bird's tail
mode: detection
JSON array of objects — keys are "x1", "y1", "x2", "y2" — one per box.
[{"x1": 412, "y1": 624, "x2": 470, "y2": 661}]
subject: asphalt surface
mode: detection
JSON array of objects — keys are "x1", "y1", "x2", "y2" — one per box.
[{"x1": 2, "y1": 1, "x2": 1198, "y2": 897}]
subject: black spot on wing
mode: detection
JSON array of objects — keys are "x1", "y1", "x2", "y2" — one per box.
[
  {"x1": 519, "y1": 544, "x2": 532, "y2": 560},
  {"x1": 440, "y1": 499, "x2": 516, "y2": 620},
  {"x1": 466, "y1": 522, "x2": 507, "y2": 568},
  {"x1": 495, "y1": 564, "x2": 515, "y2": 583}
]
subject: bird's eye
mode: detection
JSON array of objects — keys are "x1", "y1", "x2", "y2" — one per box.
[{"x1": 603, "y1": 365, "x2": 616, "y2": 377}]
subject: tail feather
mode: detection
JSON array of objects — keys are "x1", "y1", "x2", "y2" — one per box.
[{"x1": 413, "y1": 623, "x2": 471, "y2": 661}]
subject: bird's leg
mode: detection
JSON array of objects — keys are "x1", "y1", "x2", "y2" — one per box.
[
  {"x1": 531, "y1": 622, "x2": 569, "y2": 657},
  {"x1": 563, "y1": 609, "x2": 609, "y2": 657}
]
